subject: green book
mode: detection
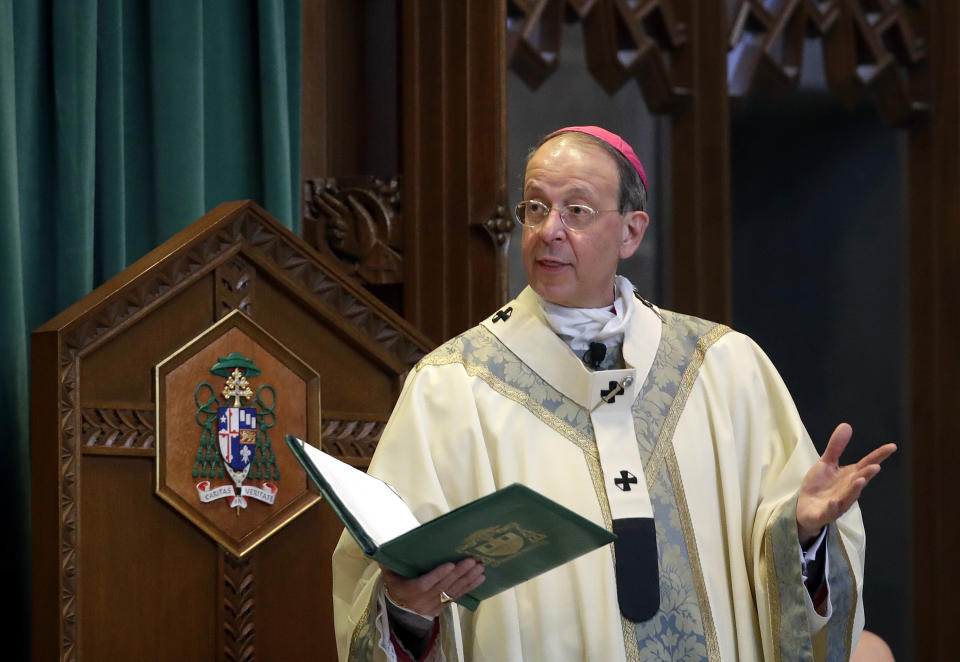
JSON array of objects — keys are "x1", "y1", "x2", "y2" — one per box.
[{"x1": 285, "y1": 434, "x2": 616, "y2": 610}]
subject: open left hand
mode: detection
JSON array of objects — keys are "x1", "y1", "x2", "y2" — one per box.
[{"x1": 796, "y1": 423, "x2": 897, "y2": 545}]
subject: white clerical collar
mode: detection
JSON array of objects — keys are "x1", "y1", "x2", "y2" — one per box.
[
  {"x1": 536, "y1": 275, "x2": 636, "y2": 352},
  {"x1": 480, "y1": 278, "x2": 661, "y2": 409}
]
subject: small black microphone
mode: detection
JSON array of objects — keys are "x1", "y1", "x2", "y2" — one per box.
[{"x1": 583, "y1": 341, "x2": 607, "y2": 369}]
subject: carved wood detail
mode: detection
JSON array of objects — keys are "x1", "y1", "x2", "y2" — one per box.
[
  {"x1": 477, "y1": 203, "x2": 514, "y2": 249},
  {"x1": 61, "y1": 208, "x2": 425, "y2": 369},
  {"x1": 216, "y1": 256, "x2": 257, "y2": 319},
  {"x1": 507, "y1": 0, "x2": 928, "y2": 126},
  {"x1": 221, "y1": 552, "x2": 255, "y2": 662},
  {"x1": 79, "y1": 406, "x2": 388, "y2": 461},
  {"x1": 402, "y1": 0, "x2": 509, "y2": 342},
  {"x1": 507, "y1": 0, "x2": 690, "y2": 112},
  {"x1": 303, "y1": 176, "x2": 404, "y2": 286},
  {"x1": 59, "y1": 349, "x2": 79, "y2": 661},
  {"x1": 81, "y1": 407, "x2": 155, "y2": 450},
  {"x1": 321, "y1": 419, "x2": 388, "y2": 460},
  {"x1": 727, "y1": 0, "x2": 927, "y2": 126}
]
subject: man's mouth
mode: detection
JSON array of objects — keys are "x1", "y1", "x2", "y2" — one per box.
[{"x1": 536, "y1": 257, "x2": 569, "y2": 270}]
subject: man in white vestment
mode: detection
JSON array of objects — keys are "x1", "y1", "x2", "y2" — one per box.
[{"x1": 332, "y1": 126, "x2": 897, "y2": 662}]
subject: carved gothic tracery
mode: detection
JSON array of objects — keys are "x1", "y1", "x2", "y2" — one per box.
[
  {"x1": 507, "y1": 0, "x2": 927, "y2": 126},
  {"x1": 727, "y1": 0, "x2": 927, "y2": 125},
  {"x1": 507, "y1": 0, "x2": 689, "y2": 112},
  {"x1": 303, "y1": 177, "x2": 404, "y2": 285}
]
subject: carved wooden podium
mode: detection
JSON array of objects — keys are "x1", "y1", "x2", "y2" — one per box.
[{"x1": 31, "y1": 201, "x2": 433, "y2": 661}]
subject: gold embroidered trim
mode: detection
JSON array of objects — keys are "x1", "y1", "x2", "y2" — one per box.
[
  {"x1": 763, "y1": 525, "x2": 783, "y2": 662},
  {"x1": 668, "y1": 448, "x2": 723, "y2": 662},
  {"x1": 620, "y1": 615, "x2": 642, "y2": 662},
  {"x1": 838, "y1": 533, "x2": 859, "y2": 661},
  {"x1": 417, "y1": 350, "x2": 599, "y2": 461},
  {"x1": 645, "y1": 324, "x2": 731, "y2": 481},
  {"x1": 639, "y1": 323, "x2": 729, "y2": 662},
  {"x1": 348, "y1": 601, "x2": 373, "y2": 661}
]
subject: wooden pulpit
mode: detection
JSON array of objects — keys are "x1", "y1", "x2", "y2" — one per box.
[{"x1": 31, "y1": 201, "x2": 433, "y2": 661}]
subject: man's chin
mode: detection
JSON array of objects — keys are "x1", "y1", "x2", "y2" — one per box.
[{"x1": 530, "y1": 282, "x2": 576, "y2": 307}]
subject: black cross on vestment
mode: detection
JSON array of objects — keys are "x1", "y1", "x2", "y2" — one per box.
[
  {"x1": 600, "y1": 381, "x2": 624, "y2": 403},
  {"x1": 614, "y1": 470, "x2": 638, "y2": 491},
  {"x1": 492, "y1": 306, "x2": 513, "y2": 323}
]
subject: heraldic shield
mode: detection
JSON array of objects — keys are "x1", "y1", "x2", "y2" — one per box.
[{"x1": 155, "y1": 309, "x2": 321, "y2": 556}]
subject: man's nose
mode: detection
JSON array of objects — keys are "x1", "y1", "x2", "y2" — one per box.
[{"x1": 537, "y1": 206, "x2": 566, "y2": 240}]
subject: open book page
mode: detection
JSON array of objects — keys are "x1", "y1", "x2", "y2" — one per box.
[{"x1": 297, "y1": 441, "x2": 421, "y2": 545}]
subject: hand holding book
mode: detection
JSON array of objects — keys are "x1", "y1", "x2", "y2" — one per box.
[
  {"x1": 381, "y1": 558, "x2": 486, "y2": 619},
  {"x1": 285, "y1": 434, "x2": 616, "y2": 610}
]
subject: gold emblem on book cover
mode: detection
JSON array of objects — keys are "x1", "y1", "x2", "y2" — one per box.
[{"x1": 456, "y1": 522, "x2": 547, "y2": 567}]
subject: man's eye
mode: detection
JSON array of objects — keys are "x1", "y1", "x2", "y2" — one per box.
[
  {"x1": 566, "y1": 205, "x2": 593, "y2": 216},
  {"x1": 528, "y1": 201, "x2": 548, "y2": 214}
]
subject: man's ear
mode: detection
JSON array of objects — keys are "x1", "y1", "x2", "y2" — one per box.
[{"x1": 619, "y1": 210, "x2": 649, "y2": 259}]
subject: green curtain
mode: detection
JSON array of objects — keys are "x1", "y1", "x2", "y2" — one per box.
[{"x1": 0, "y1": 1, "x2": 301, "y2": 657}]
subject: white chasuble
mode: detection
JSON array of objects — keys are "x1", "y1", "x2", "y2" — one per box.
[{"x1": 332, "y1": 284, "x2": 865, "y2": 662}]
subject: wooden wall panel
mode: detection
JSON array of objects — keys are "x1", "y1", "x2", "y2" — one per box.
[
  {"x1": 81, "y1": 278, "x2": 213, "y2": 404},
  {"x1": 908, "y1": 1, "x2": 960, "y2": 658},
  {"x1": 670, "y1": 0, "x2": 731, "y2": 322},
  {"x1": 81, "y1": 456, "x2": 218, "y2": 661},
  {"x1": 402, "y1": 0, "x2": 509, "y2": 342},
  {"x1": 253, "y1": 506, "x2": 342, "y2": 660},
  {"x1": 301, "y1": 0, "x2": 367, "y2": 178}
]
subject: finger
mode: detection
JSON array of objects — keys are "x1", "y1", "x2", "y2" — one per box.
[
  {"x1": 416, "y1": 561, "x2": 460, "y2": 591},
  {"x1": 854, "y1": 464, "x2": 883, "y2": 482},
  {"x1": 836, "y1": 476, "x2": 869, "y2": 511},
  {"x1": 438, "y1": 559, "x2": 480, "y2": 589},
  {"x1": 855, "y1": 443, "x2": 898, "y2": 469},
  {"x1": 845, "y1": 476, "x2": 869, "y2": 506},
  {"x1": 444, "y1": 563, "x2": 485, "y2": 598},
  {"x1": 450, "y1": 570, "x2": 487, "y2": 600},
  {"x1": 821, "y1": 423, "x2": 853, "y2": 465}
]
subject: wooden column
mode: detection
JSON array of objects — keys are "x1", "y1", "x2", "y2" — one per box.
[
  {"x1": 402, "y1": 0, "x2": 510, "y2": 343},
  {"x1": 908, "y1": 1, "x2": 960, "y2": 658},
  {"x1": 669, "y1": 0, "x2": 731, "y2": 323},
  {"x1": 301, "y1": 0, "x2": 368, "y2": 179}
]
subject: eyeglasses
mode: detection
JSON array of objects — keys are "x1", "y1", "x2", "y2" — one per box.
[{"x1": 514, "y1": 200, "x2": 620, "y2": 232}]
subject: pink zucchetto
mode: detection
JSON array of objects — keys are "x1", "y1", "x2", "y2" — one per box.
[{"x1": 549, "y1": 125, "x2": 647, "y2": 192}]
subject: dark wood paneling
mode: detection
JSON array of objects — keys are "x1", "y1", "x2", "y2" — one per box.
[
  {"x1": 301, "y1": 0, "x2": 366, "y2": 179},
  {"x1": 402, "y1": 0, "x2": 509, "y2": 342},
  {"x1": 670, "y1": 0, "x2": 731, "y2": 323},
  {"x1": 253, "y1": 505, "x2": 342, "y2": 661},
  {"x1": 908, "y1": 1, "x2": 960, "y2": 658},
  {"x1": 81, "y1": 456, "x2": 218, "y2": 661},
  {"x1": 253, "y1": 276, "x2": 401, "y2": 414},
  {"x1": 81, "y1": 277, "x2": 214, "y2": 403},
  {"x1": 30, "y1": 331, "x2": 62, "y2": 662}
]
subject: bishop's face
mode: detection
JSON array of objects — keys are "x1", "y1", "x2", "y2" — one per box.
[{"x1": 521, "y1": 136, "x2": 647, "y2": 309}]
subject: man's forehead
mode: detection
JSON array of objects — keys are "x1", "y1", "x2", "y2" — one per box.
[
  {"x1": 523, "y1": 138, "x2": 619, "y2": 195},
  {"x1": 534, "y1": 133, "x2": 613, "y2": 163},
  {"x1": 522, "y1": 178, "x2": 597, "y2": 199}
]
